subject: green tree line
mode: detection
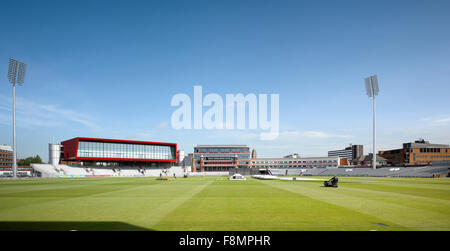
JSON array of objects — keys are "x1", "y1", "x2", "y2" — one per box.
[{"x1": 18, "y1": 155, "x2": 43, "y2": 166}]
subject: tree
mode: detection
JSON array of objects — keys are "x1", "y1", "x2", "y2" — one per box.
[{"x1": 18, "y1": 155, "x2": 43, "y2": 166}]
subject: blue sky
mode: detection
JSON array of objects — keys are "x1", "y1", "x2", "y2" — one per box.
[{"x1": 1, "y1": 0, "x2": 449, "y2": 161}]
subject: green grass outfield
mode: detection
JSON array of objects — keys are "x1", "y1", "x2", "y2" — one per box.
[{"x1": 0, "y1": 176, "x2": 449, "y2": 231}]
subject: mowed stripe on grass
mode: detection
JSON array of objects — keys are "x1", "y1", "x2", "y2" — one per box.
[
  {"x1": 0, "y1": 178, "x2": 212, "y2": 230},
  {"x1": 153, "y1": 178, "x2": 410, "y2": 231},
  {"x1": 0, "y1": 176, "x2": 449, "y2": 231},
  {"x1": 261, "y1": 177, "x2": 450, "y2": 230}
]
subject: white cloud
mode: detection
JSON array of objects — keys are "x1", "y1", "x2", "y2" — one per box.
[
  {"x1": 278, "y1": 130, "x2": 353, "y2": 139},
  {"x1": 434, "y1": 117, "x2": 450, "y2": 124},
  {"x1": 417, "y1": 115, "x2": 450, "y2": 125},
  {"x1": 0, "y1": 94, "x2": 99, "y2": 130},
  {"x1": 156, "y1": 121, "x2": 169, "y2": 129}
]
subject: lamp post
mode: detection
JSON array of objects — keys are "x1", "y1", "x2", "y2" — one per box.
[
  {"x1": 7, "y1": 58, "x2": 27, "y2": 178},
  {"x1": 365, "y1": 75, "x2": 379, "y2": 170}
]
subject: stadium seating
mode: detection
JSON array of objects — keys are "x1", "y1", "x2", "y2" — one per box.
[
  {"x1": 265, "y1": 165, "x2": 449, "y2": 178},
  {"x1": 302, "y1": 165, "x2": 450, "y2": 178},
  {"x1": 30, "y1": 163, "x2": 449, "y2": 179},
  {"x1": 59, "y1": 165, "x2": 88, "y2": 176},
  {"x1": 89, "y1": 167, "x2": 114, "y2": 176},
  {"x1": 30, "y1": 164, "x2": 59, "y2": 178},
  {"x1": 270, "y1": 168, "x2": 327, "y2": 176}
]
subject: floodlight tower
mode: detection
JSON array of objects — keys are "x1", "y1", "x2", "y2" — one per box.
[
  {"x1": 7, "y1": 58, "x2": 27, "y2": 178},
  {"x1": 365, "y1": 75, "x2": 379, "y2": 170}
]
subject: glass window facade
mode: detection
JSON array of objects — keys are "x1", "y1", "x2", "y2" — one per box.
[
  {"x1": 195, "y1": 148, "x2": 248, "y2": 153},
  {"x1": 77, "y1": 140, "x2": 175, "y2": 160},
  {"x1": 193, "y1": 147, "x2": 250, "y2": 161}
]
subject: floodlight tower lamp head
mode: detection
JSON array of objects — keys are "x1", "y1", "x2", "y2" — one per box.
[
  {"x1": 371, "y1": 75, "x2": 379, "y2": 96},
  {"x1": 8, "y1": 58, "x2": 18, "y2": 85},
  {"x1": 17, "y1": 62, "x2": 26, "y2": 85},
  {"x1": 364, "y1": 74, "x2": 379, "y2": 98},
  {"x1": 365, "y1": 77, "x2": 373, "y2": 97}
]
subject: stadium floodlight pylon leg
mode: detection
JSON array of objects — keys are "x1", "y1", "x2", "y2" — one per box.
[
  {"x1": 8, "y1": 58, "x2": 27, "y2": 179},
  {"x1": 373, "y1": 93, "x2": 376, "y2": 170},
  {"x1": 364, "y1": 75, "x2": 379, "y2": 170},
  {"x1": 13, "y1": 83, "x2": 17, "y2": 178}
]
